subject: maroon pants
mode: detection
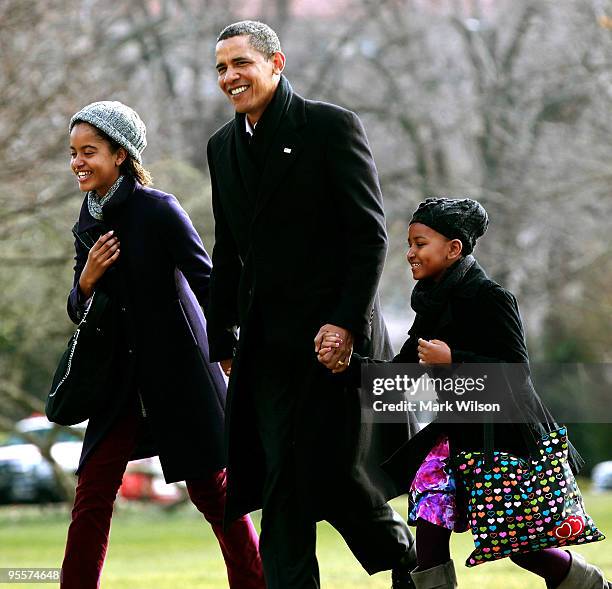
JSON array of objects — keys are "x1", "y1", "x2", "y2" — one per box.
[{"x1": 60, "y1": 407, "x2": 264, "y2": 588}]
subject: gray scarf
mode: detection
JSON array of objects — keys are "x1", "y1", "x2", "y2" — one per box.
[{"x1": 87, "y1": 175, "x2": 125, "y2": 221}]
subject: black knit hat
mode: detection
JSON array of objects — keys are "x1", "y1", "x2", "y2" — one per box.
[{"x1": 410, "y1": 197, "x2": 489, "y2": 255}]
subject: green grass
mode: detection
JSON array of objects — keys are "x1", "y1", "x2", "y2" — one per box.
[{"x1": 1, "y1": 490, "x2": 611, "y2": 588}]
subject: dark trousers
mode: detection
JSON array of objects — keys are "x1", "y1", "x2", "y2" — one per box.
[
  {"x1": 253, "y1": 362, "x2": 414, "y2": 589},
  {"x1": 60, "y1": 405, "x2": 264, "y2": 589}
]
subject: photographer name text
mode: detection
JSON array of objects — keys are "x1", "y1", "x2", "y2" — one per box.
[{"x1": 372, "y1": 399, "x2": 501, "y2": 413}]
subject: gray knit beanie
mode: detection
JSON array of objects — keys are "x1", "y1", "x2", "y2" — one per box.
[
  {"x1": 69, "y1": 101, "x2": 147, "y2": 163},
  {"x1": 410, "y1": 197, "x2": 489, "y2": 255}
]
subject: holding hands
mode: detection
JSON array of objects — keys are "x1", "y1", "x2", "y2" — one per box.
[
  {"x1": 220, "y1": 359, "x2": 232, "y2": 377},
  {"x1": 314, "y1": 324, "x2": 354, "y2": 374},
  {"x1": 417, "y1": 338, "x2": 452, "y2": 365}
]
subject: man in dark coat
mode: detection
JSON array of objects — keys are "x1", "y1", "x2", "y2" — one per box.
[{"x1": 206, "y1": 20, "x2": 417, "y2": 589}]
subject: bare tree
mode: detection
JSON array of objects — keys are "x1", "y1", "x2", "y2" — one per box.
[{"x1": 2, "y1": 0, "x2": 612, "y2": 496}]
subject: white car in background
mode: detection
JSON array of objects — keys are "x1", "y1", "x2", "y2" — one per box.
[
  {"x1": 0, "y1": 415, "x2": 84, "y2": 503},
  {"x1": 591, "y1": 461, "x2": 612, "y2": 492},
  {"x1": 0, "y1": 415, "x2": 183, "y2": 505}
]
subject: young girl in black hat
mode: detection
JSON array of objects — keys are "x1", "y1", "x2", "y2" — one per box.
[{"x1": 316, "y1": 198, "x2": 610, "y2": 589}]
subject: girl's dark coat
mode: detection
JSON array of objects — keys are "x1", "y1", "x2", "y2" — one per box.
[
  {"x1": 354, "y1": 261, "x2": 583, "y2": 493},
  {"x1": 68, "y1": 176, "x2": 227, "y2": 482}
]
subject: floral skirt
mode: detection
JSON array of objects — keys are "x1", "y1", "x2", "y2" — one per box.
[{"x1": 408, "y1": 435, "x2": 469, "y2": 532}]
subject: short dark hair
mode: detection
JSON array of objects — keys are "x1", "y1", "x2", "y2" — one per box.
[{"x1": 217, "y1": 20, "x2": 281, "y2": 59}]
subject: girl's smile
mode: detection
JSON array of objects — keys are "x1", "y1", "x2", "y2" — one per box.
[
  {"x1": 70, "y1": 122, "x2": 126, "y2": 196},
  {"x1": 407, "y1": 222, "x2": 463, "y2": 282},
  {"x1": 76, "y1": 170, "x2": 93, "y2": 185}
]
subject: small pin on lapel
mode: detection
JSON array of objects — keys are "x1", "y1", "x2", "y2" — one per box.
[{"x1": 283, "y1": 147, "x2": 292, "y2": 154}]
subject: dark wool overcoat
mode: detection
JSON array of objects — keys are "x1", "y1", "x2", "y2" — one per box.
[
  {"x1": 68, "y1": 176, "x2": 227, "y2": 482},
  {"x1": 206, "y1": 81, "x2": 415, "y2": 522},
  {"x1": 351, "y1": 261, "x2": 584, "y2": 494}
]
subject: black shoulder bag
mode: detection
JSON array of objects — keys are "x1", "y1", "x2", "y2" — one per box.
[{"x1": 46, "y1": 225, "x2": 117, "y2": 425}]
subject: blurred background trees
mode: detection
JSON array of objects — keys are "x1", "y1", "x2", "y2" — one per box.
[{"x1": 1, "y1": 0, "x2": 611, "y2": 472}]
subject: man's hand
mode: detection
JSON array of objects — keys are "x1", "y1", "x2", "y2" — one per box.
[
  {"x1": 79, "y1": 230, "x2": 120, "y2": 299},
  {"x1": 314, "y1": 324, "x2": 354, "y2": 373},
  {"x1": 417, "y1": 338, "x2": 452, "y2": 365},
  {"x1": 220, "y1": 358, "x2": 233, "y2": 377}
]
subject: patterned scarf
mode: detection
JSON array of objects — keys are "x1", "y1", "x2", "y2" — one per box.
[{"x1": 87, "y1": 175, "x2": 125, "y2": 221}]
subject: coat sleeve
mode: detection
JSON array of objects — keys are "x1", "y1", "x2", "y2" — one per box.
[
  {"x1": 66, "y1": 234, "x2": 89, "y2": 325},
  {"x1": 451, "y1": 285, "x2": 529, "y2": 364},
  {"x1": 159, "y1": 194, "x2": 212, "y2": 312},
  {"x1": 206, "y1": 140, "x2": 241, "y2": 362},
  {"x1": 324, "y1": 109, "x2": 388, "y2": 340}
]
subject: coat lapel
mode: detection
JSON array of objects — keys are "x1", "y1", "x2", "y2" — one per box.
[
  {"x1": 232, "y1": 118, "x2": 259, "y2": 204},
  {"x1": 216, "y1": 123, "x2": 256, "y2": 218},
  {"x1": 73, "y1": 177, "x2": 142, "y2": 260},
  {"x1": 75, "y1": 197, "x2": 103, "y2": 234},
  {"x1": 254, "y1": 94, "x2": 306, "y2": 218}
]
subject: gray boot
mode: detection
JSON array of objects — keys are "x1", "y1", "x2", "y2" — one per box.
[
  {"x1": 410, "y1": 560, "x2": 457, "y2": 589},
  {"x1": 557, "y1": 551, "x2": 612, "y2": 589}
]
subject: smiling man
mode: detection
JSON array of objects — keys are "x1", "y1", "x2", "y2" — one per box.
[
  {"x1": 206, "y1": 21, "x2": 417, "y2": 589},
  {"x1": 215, "y1": 32, "x2": 285, "y2": 127}
]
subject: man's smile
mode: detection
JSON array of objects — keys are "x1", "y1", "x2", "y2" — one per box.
[{"x1": 229, "y1": 85, "x2": 249, "y2": 96}]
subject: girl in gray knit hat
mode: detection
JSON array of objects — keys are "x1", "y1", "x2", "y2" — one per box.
[
  {"x1": 61, "y1": 101, "x2": 265, "y2": 588},
  {"x1": 69, "y1": 100, "x2": 151, "y2": 222},
  {"x1": 316, "y1": 198, "x2": 609, "y2": 589}
]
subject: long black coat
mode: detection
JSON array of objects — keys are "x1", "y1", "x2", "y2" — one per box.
[
  {"x1": 206, "y1": 84, "x2": 412, "y2": 521},
  {"x1": 68, "y1": 176, "x2": 227, "y2": 482},
  {"x1": 352, "y1": 261, "x2": 584, "y2": 493}
]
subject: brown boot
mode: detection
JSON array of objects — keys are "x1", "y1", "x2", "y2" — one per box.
[
  {"x1": 410, "y1": 560, "x2": 457, "y2": 589},
  {"x1": 556, "y1": 551, "x2": 612, "y2": 589}
]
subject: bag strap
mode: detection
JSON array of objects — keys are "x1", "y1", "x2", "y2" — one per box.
[
  {"x1": 522, "y1": 423, "x2": 544, "y2": 459},
  {"x1": 483, "y1": 420, "x2": 495, "y2": 469},
  {"x1": 483, "y1": 419, "x2": 544, "y2": 469}
]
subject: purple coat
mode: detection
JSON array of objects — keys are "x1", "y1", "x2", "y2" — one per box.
[{"x1": 68, "y1": 175, "x2": 227, "y2": 482}]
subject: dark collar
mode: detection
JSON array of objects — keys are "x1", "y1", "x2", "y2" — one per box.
[
  {"x1": 216, "y1": 79, "x2": 306, "y2": 155},
  {"x1": 213, "y1": 82, "x2": 307, "y2": 219},
  {"x1": 454, "y1": 259, "x2": 492, "y2": 298},
  {"x1": 410, "y1": 259, "x2": 492, "y2": 338},
  {"x1": 76, "y1": 175, "x2": 137, "y2": 233},
  {"x1": 239, "y1": 75, "x2": 293, "y2": 151}
]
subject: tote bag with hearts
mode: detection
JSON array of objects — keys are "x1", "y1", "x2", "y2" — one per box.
[{"x1": 455, "y1": 426, "x2": 605, "y2": 567}]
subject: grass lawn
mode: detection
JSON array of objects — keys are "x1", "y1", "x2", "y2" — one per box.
[{"x1": 1, "y1": 489, "x2": 610, "y2": 588}]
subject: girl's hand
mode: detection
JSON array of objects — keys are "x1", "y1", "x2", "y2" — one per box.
[
  {"x1": 79, "y1": 230, "x2": 120, "y2": 298},
  {"x1": 316, "y1": 331, "x2": 351, "y2": 372},
  {"x1": 220, "y1": 358, "x2": 232, "y2": 377},
  {"x1": 317, "y1": 333, "x2": 342, "y2": 358},
  {"x1": 417, "y1": 338, "x2": 452, "y2": 365}
]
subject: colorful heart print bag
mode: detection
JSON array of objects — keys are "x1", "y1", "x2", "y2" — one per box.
[{"x1": 455, "y1": 426, "x2": 605, "y2": 567}]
